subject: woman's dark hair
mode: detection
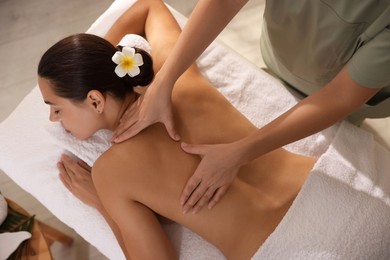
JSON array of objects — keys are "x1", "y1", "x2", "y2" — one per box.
[{"x1": 38, "y1": 33, "x2": 154, "y2": 102}]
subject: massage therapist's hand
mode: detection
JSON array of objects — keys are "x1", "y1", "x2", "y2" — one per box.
[
  {"x1": 58, "y1": 154, "x2": 101, "y2": 209},
  {"x1": 180, "y1": 142, "x2": 244, "y2": 214},
  {"x1": 111, "y1": 77, "x2": 180, "y2": 143}
]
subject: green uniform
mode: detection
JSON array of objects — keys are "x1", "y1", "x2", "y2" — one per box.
[{"x1": 261, "y1": 0, "x2": 390, "y2": 96}]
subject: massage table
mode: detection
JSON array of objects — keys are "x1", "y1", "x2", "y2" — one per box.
[{"x1": 1, "y1": 0, "x2": 389, "y2": 259}]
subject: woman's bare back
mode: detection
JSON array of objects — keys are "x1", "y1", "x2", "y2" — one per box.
[
  {"x1": 94, "y1": 0, "x2": 316, "y2": 258},
  {"x1": 93, "y1": 68, "x2": 316, "y2": 259}
]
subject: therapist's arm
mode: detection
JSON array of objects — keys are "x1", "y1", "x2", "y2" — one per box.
[
  {"x1": 156, "y1": 0, "x2": 249, "y2": 87},
  {"x1": 239, "y1": 67, "x2": 379, "y2": 162},
  {"x1": 180, "y1": 66, "x2": 380, "y2": 213},
  {"x1": 112, "y1": 0, "x2": 249, "y2": 142}
]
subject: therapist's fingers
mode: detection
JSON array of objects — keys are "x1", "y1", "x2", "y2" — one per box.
[
  {"x1": 182, "y1": 181, "x2": 209, "y2": 214},
  {"x1": 191, "y1": 186, "x2": 218, "y2": 214},
  {"x1": 185, "y1": 182, "x2": 230, "y2": 214},
  {"x1": 181, "y1": 142, "x2": 205, "y2": 156},
  {"x1": 180, "y1": 172, "x2": 202, "y2": 207},
  {"x1": 113, "y1": 120, "x2": 146, "y2": 143},
  {"x1": 112, "y1": 115, "x2": 147, "y2": 143},
  {"x1": 180, "y1": 143, "x2": 207, "y2": 209},
  {"x1": 208, "y1": 185, "x2": 229, "y2": 209},
  {"x1": 113, "y1": 111, "x2": 180, "y2": 143},
  {"x1": 112, "y1": 123, "x2": 136, "y2": 143},
  {"x1": 163, "y1": 114, "x2": 180, "y2": 141},
  {"x1": 180, "y1": 142, "x2": 240, "y2": 213},
  {"x1": 111, "y1": 102, "x2": 139, "y2": 142},
  {"x1": 112, "y1": 90, "x2": 180, "y2": 143}
]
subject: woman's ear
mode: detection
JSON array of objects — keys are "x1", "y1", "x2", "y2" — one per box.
[{"x1": 86, "y1": 90, "x2": 105, "y2": 114}]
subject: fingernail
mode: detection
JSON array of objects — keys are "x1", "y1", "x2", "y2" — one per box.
[{"x1": 175, "y1": 134, "x2": 180, "y2": 141}]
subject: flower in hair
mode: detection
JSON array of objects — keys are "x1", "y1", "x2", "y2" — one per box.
[{"x1": 112, "y1": 47, "x2": 144, "y2": 77}]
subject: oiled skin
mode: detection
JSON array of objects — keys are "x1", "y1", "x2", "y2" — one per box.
[{"x1": 93, "y1": 0, "x2": 316, "y2": 259}]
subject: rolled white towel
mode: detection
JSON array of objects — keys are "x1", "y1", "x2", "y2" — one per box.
[{"x1": 118, "y1": 34, "x2": 152, "y2": 55}]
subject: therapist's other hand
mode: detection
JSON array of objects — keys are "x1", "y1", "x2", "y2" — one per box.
[
  {"x1": 111, "y1": 82, "x2": 180, "y2": 143},
  {"x1": 58, "y1": 154, "x2": 101, "y2": 209},
  {"x1": 180, "y1": 142, "x2": 242, "y2": 214}
]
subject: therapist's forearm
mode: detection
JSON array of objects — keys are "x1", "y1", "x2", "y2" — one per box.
[
  {"x1": 237, "y1": 90, "x2": 346, "y2": 163},
  {"x1": 158, "y1": 0, "x2": 249, "y2": 90},
  {"x1": 235, "y1": 67, "x2": 380, "y2": 164}
]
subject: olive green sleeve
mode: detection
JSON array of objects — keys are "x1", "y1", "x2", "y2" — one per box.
[{"x1": 347, "y1": 27, "x2": 390, "y2": 89}]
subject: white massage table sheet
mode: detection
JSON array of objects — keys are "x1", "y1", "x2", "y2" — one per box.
[{"x1": 1, "y1": 0, "x2": 389, "y2": 259}]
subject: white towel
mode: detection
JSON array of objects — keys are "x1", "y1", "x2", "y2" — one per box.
[
  {"x1": 1, "y1": 0, "x2": 389, "y2": 259},
  {"x1": 252, "y1": 122, "x2": 390, "y2": 259},
  {"x1": 45, "y1": 124, "x2": 112, "y2": 167},
  {"x1": 45, "y1": 122, "x2": 390, "y2": 260}
]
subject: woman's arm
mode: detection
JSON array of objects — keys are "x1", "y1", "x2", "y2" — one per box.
[
  {"x1": 104, "y1": 0, "x2": 183, "y2": 71},
  {"x1": 104, "y1": 0, "x2": 150, "y2": 45},
  {"x1": 92, "y1": 157, "x2": 177, "y2": 259},
  {"x1": 57, "y1": 155, "x2": 130, "y2": 257},
  {"x1": 111, "y1": 0, "x2": 249, "y2": 142},
  {"x1": 154, "y1": 0, "x2": 248, "y2": 90}
]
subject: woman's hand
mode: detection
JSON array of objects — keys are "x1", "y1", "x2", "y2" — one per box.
[
  {"x1": 111, "y1": 79, "x2": 180, "y2": 143},
  {"x1": 58, "y1": 154, "x2": 101, "y2": 209},
  {"x1": 180, "y1": 142, "x2": 244, "y2": 214}
]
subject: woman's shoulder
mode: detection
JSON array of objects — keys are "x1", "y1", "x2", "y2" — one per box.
[
  {"x1": 92, "y1": 124, "x2": 173, "y2": 175},
  {"x1": 93, "y1": 138, "x2": 146, "y2": 172}
]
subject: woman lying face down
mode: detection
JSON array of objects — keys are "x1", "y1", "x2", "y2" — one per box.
[
  {"x1": 37, "y1": 0, "x2": 316, "y2": 259},
  {"x1": 38, "y1": 34, "x2": 153, "y2": 140}
]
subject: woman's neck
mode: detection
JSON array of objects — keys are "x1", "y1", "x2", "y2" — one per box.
[{"x1": 106, "y1": 93, "x2": 137, "y2": 131}]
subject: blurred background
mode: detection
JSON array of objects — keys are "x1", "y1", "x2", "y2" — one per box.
[{"x1": 0, "y1": 0, "x2": 388, "y2": 259}]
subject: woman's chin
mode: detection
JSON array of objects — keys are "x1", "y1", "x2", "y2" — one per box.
[
  {"x1": 77, "y1": 135, "x2": 91, "y2": 141},
  {"x1": 66, "y1": 131, "x2": 87, "y2": 140},
  {"x1": 64, "y1": 128, "x2": 94, "y2": 140}
]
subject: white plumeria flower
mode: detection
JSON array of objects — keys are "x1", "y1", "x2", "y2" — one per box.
[{"x1": 112, "y1": 47, "x2": 144, "y2": 77}]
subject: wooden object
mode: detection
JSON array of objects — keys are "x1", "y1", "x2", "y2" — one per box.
[{"x1": 4, "y1": 198, "x2": 74, "y2": 259}]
